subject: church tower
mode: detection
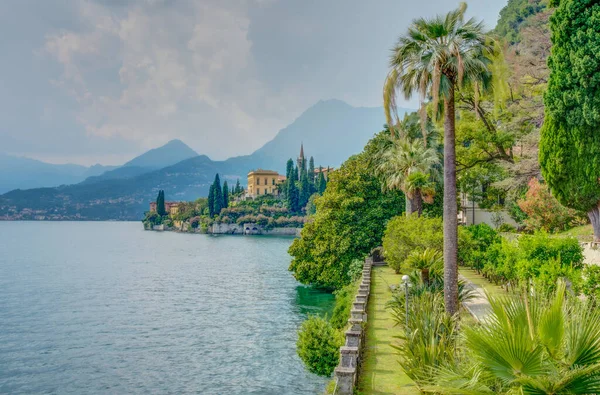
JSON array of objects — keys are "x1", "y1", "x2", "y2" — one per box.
[{"x1": 297, "y1": 143, "x2": 305, "y2": 178}]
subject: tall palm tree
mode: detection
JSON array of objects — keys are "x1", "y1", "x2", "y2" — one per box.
[
  {"x1": 384, "y1": 3, "x2": 494, "y2": 314},
  {"x1": 426, "y1": 281, "x2": 600, "y2": 394},
  {"x1": 375, "y1": 135, "x2": 439, "y2": 216}
]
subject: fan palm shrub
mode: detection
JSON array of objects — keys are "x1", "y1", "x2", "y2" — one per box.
[{"x1": 425, "y1": 281, "x2": 600, "y2": 394}]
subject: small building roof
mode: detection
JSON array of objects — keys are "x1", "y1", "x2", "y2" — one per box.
[{"x1": 248, "y1": 169, "x2": 280, "y2": 176}]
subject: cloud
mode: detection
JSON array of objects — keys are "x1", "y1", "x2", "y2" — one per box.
[
  {"x1": 43, "y1": 0, "x2": 286, "y2": 158},
  {"x1": 1, "y1": 0, "x2": 507, "y2": 165}
]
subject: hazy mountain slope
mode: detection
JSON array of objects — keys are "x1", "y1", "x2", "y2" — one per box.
[
  {"x1": 81, "y1": 139, "x2": 200, "y2": 184},
  {"x1": 0, "y1": 100, "x2": 414, "y2": 220},
  {"x1": 225, "y1": 99, "x2": 412, "y2": 173},
  {"x1": 0, "y1": 153, "x2": 115, "y2": 194}
]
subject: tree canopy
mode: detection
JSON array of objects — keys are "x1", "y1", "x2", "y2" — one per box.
[{"x1": 288, "y1": 131, "x2": 405, "y2": 290}]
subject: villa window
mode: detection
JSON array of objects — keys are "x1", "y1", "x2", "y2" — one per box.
[
  {"x1": 272, "y1": 179, "x2": 275, "y2": 185},
  {"x1": 264, "y1": 178, "x2": 267, "y2": 185},
  {"x1": 257, "y1": 178, "x2": 260, "y2": 185},
  {"x1": 257, "y1": 188, "x2": 260, "y2": 195}
]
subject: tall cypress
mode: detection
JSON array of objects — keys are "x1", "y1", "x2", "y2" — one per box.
[
  {"x1": 308, "y1": 156, "x2": 315, "y2": 184},
  {"x1": 299, "y1": 170, "x2": 310, "y2": 208},
  {"x1": 208, "y1": 185, "x2": 215, "y2": 217},
  {"x1": 235, "y1": 179, "x2": 242, "y2": 195},
  {"x1": 223, "y1": 181, "x2": 229, "y2": 208},
  {"x1": 157, "y1": 190, "x2": 166, "y2": 216},
  {"x1": 286, "y1": 159, "x2": 294, "y2": 179},
  {"x1": 540, "y1": 0, "x2": 600, "y2": 240},
  {"x1": 213, "y1": 174, "x2": 223, "y2": 215},
  {"x1": 287, "y1": 177, "x2": 299, "y2": 213},
  {"x1": 317, "y1": 171, "x2": 327, "y2": 195}
]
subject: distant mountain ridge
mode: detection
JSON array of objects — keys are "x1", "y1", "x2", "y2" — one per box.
[
  {"x1": 0, "y1": 153, "x2": 117, "y2": 194},
  {"x1": 0, "y1": 99, "x2": 414, "y2": 220},
  {"x1": 81, "y1": 139, "x2": 199, "y2": 184}
]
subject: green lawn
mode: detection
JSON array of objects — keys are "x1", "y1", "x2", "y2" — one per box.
[
  {"x1": 356, "y1": 266, "x2": 418, "y2": 395},
  {"x1": 554, "y1": 224, "x2": 593, "y2": 242},
  {"x1": 459, "y1": 268, "x2": 507, "y2": 299}
]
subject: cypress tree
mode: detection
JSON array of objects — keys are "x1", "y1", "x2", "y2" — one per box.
[
  {"x1": 223, "y1": 181, "x2": 229, "y2": 208},
  {"x1": 208, "y1": 184, "x2": 215, "y2": 217},
  {"x1": 299, "y1": 170, "x2": 310, "y2": 208},
  {"x1": 235, "y1": 179, "x2": 242, "y2": 195},
  {"x1": 287, "y1": 177, "x2": 300, "y2": 213},
  {"x1": 157, "y1": 190, "x2": 166, "y2": 216},
  {"x1": 317, "y1": 171, "x2": 327, "y2": 195},
  {"x1": 213, "y1": 174, "x2": 223, "y2": 215},
  {"x1": 540, "y1": 0, "x2": 600, "y2": 240},
  {"x1": 286, "y1": 159, "x2": 294, "y2": 179},
  {"x1": 308, "y1": 156, "x2": 315, "y2": 185}
]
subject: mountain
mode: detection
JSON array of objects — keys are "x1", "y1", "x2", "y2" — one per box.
[
  {"x1": 81, "y1": 139, "x2": 199, "y2": 184},
  {"x1": 0, "y1": 153, "x2": 117, "y2": 194},
  {"x1": 0, "y1": 100, "x2": 414, "y2": 220},
  {"x1": 225, "y1": 99, "x2": 409, "y2": 173}
]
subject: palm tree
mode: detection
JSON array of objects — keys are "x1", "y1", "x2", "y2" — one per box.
[
  {"x1": 375, "y1": 135, "x2": 440, "y2": 217},
  {"x1": 384, "y1": 3, "x2": 494, "y2": 314},
  {"x1": 426, "y1": 281, "x2": 600, "y2": 394}
]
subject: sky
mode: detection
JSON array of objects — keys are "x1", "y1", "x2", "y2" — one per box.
[{"x1": 1, "y1": 0, "x2": 507, "y2": 166}]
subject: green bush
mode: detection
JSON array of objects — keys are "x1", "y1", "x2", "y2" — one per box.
[
  {"x1": 583, "y1": 265, "x2": 600, "y2": 302},
  {"x1": 459, "y1": 224, "x2": 502, "y2": 272},
  {"x1": 497, "y1": 223, "x2": 517, "y2": 233},
  {"x1": 329, "y1": 280, "x2": 359, "y2": 330},
  {"x1": 382, "y1": 215, "x2": 443, "y2": 273},
  {"x1": 475, "y1": 232, "x2": 584, "y2": 291},
  {"x1": 296, "y1": 316, "x2": 343, "y2": 377}
]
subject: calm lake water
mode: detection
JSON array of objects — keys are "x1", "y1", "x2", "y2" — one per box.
[{"x1": 0, "y1": 222, "x2": 334, "y2": 394}]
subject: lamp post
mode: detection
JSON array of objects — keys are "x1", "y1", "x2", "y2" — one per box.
[{"x1": 402, "y1": 274, "x2": 410, "y2": 330}]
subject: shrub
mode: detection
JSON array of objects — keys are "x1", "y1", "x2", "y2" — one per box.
[
  {"x1": 459, "y1": 224, "x2": 502, "y2": 272},
  {"x1": 497, "y1": 223, "x2": 517, "y2": 233},
  {"x1": 382, "y1": 215, "x2": 443, "y2": 273},
  {"x1": 583, "y1": 265, "x2": 600, "y2": 302},
  {"x1": 388, "y1": 291, "x2": 458, "y2": 385},
  {"x1": 517, "y1": 178, "x2": 587, "y2": 233},
  {"x1": 296, "y1": 316, "x2": 343, "y2": 376},
  {"x1": 329, "y1": 281, "x2": 359, "y2": 330}
]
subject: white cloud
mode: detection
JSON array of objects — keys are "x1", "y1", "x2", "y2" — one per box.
[{"x1": 43, "y1": 0, "x2": 286, "y2": 158}]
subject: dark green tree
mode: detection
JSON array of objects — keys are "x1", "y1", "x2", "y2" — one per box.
[
  {"x1": 213, "y1": 174, "x2": 223, "y2": 215},
  {"x1": 317, "y1": 171, "x2": 327, "y2": 195},
  {"x1": 156, "y1": 190, "x2": 166, "y2": 216},
  {"x1": 235, "y1": 179, "x2": 242, "y2": 195},
  {"x1": 286, "y1": 159, "x2": 295, "y2": 180},
  {"x1": 540, "y1": 0, "x2": 600, "y2": 241},
  {"x1": 208, "y1": 184, "x2": 215, "y2": 217},
  {"x1": 299, "y1": 170, "x2": 311, "y2": 208},
  {"x1": 287, "y1": 176, "x2": 300, "y2": 213},
  {"x1": 222, "y1": 181, "x2": 229, "y2": 208},
  {"x1": 289, "y1": 131, "x2": 405, "y2": 289},
  {"x1": 308, "y1": 156, "x2": 315, "y2": 183}
]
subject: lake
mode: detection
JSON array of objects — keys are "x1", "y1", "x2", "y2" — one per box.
[{"x1": 0, "y1": 222, "x2": 334, "y2": 394}]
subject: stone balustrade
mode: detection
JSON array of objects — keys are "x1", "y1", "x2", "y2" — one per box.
[{"x1": 332, "y1": 256, "x2": 373, "y2": 394}]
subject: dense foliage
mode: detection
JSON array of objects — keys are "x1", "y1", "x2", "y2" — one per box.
[
  {"x1": 296, "y1": 315, "x2": 343, "y2": 377},
  {"x1": 517, "y1": 178, "x2": 586, "y2": 232},
  {"x1": 288, "y1": 131, "x2": 405, "y2": 290},
  {"x1": 427, "y1": 283, "x2": 600, "y2": 394},
  {"x1": 540, "y1": 0, "x2": 600, "y2": 238},
  {"x1": 494, "y1": 0, "x2": 548, "y2": 44},
  {"x1": 382, "y1": 215, "x2": 443, "y2": 273},
  {"x1": 460, "y1": 225, "x2": 584, "y2": 292}
]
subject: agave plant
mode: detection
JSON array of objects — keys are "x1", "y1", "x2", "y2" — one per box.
[{"x1": 425, "y1": 280, "x2": 600, "y2": 394}]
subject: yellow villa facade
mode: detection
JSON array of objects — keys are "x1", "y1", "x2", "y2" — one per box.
[{"x1": 247, "y1": 169, "x2": 285, "y2": 198}]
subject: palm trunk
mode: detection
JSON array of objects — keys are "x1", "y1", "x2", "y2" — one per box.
[
  {"x1": 405, "y1": 194, "x2": 414, "y2": 217},
  {"x1": 415, "y1": 192, "x2": 423, "y2": 218},
  {"x1": 588, "y1": 202, "x2": 600, "y2": 242},
  {"x1": 443, "y1": 85, "x2": 459, "y2": 316}
]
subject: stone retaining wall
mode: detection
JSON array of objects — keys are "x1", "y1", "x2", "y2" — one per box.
[{"x1": 332, "y1": 256, "x2": 372, "y2": 394}]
